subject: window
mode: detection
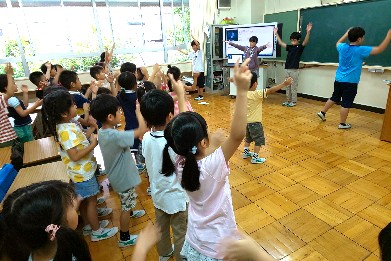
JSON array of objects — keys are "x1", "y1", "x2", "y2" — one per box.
[{"x1": 0, "y1": 0, "x2": 190, "y2": 78}]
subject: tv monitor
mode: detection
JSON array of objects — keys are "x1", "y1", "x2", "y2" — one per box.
[
  {"x1": 227, "y1": 54, "x2": 243, "y2": 65},
  {"x1": 224, "y1": 22, "x2": 278, "y2": 59}
]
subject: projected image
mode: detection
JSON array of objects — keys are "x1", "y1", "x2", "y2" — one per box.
[{"x1": 226, "y1": 29, "x2": 238, "y2": 41}]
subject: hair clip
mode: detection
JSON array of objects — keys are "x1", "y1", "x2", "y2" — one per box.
[
  {"x1": 45, "y1": 224, "x2": 60, "y2": 241},
  {"x1": 190, "y1": 146, "x2": 197, "y2": 155}
]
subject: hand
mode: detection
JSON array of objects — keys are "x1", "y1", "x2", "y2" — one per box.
[
  {"x1": 38, "y1": 80, "x2": 48, "y2": 89},
  {"x1": 224, "y1": 40, "x2": 230, "y2": 43},
  {"x1": 283, "y1": 77, "x2": 293, "y2": 86},
  {"x1": 306, "y1": 22, "x2": 313, "y2": 32},
  {"x1": 90, "y1": 80, "x2": 98, "y2": 94},
  {"x1": 209, "y1": 129, "x2": 225, "y2": 148},
  {"x1": 265, "y1": 42, "x2": 271, "y2": 48},
  {"x1": 106, "y1": 72, "x2": 115, "y2": 83},
  {"x1": 168, "y1": 73, "x2": 185, "y2": 96},
  {"x1": 45, "y1": 62, "x2": 51, "y2": 68},
  {"x1": 21, "y1": 84, "x2": 29, "y2": 93},
  {"x1": 89, "y1": 133, "x2": 98, "y2": 146},
  {"x1": 233, "y1": 58, "x2": 252, "y2": 93},
  {"x1": 35, "y1": 99, "x2": 43, "y2": 106},
  {"x1": 4, "y1": 63, "x2": 14, "y2": 75},
  {"x1": 135, "y1": 222, "x2": 161, "y2": 254},
  {"x1": 273, "y1": 27, "x2": 278, "y2": 34},
  {"x1": 83, "y1": 102, "x2": 90, "y2": 113},
  {"x1": 56, "y1": 66, "x2": 63, "y2": 75},
  {"x1": 153, "y1": 63, "x2": 160, "y2": 73},
  {"x1": 87, "y1": 116, "x2": 98, "y2": 128}
]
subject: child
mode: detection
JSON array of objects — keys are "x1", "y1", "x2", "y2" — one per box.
[
  {"x1": 166, "y1": 65, "x2": 194, "y2": 115},
  {"x1": 29, "y1": 71, "x2": 49, "y2": 97},
  {"x1": 317, "y1": 27, "x2": 391, "y2": 129},
  {"x1": 1, "y1": 180, "x2": 92, "y2": 261},
  {"x1": 274, "y1": 23, "x2": 312, "y2": 107},
  {"x1": 40, "y1": 62, "x2": 62, "y2": 86},
  {"x1": 120, "y1": 62, "x2": 137, "y2": 74},
  {"x1": 90, "y1": 94, "x2": 147, "y2": 247},
  {"x1": 43, "y1": 90, "x2": 118, "y2": 242},
  {"x1": 140, "y1": 76, "x2": 189, "y2": 261},
  {"x1": 225, "y1": 36, "x2": 270, "y2": 76},
  {"x1": 177, "y1": 34, "x2": 205, "y2": 100},
  {"x1": 0, "y1": 63, "x2": 17, "y2": 148},
  {"x1": 243, "y1": 72, "x2": 292, "y2": 163},
  {"x1": 161, "y1": 59, "x2": 252, "y2": 259},
  {"x1": 0, "y1": 69, "x2": 42, "y2": 143},
  {"x1": 379, "y1": 222, "x2": 391, "y2": 261},
  {"x1": 99, "y1": 43, "x2": 115, "y2": 72},
  {"x1": 136, "y1": 81, "x2": 156, "y2": 101},
  {"x1": 90, "y1": 65, "x2": 114, "y2": 90}
]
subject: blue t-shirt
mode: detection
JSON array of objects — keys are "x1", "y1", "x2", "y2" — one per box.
[
  {"x1": 69, "y1": 91, "x2": 90, "y2": 109},
  {"x1": 335, "y1": 43, "x2": 372, "y2": 83},
  {"x1": 117, "y1": 90, "x2": 139, "y2": 150}
]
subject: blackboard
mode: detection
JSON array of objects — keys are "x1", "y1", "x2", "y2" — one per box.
[
  {"x1": 300, "y1": 0, "x2": 391, "y2": 66},
  {"x1": 264, "y1": 10, "x2": 298, "y2": 60}
]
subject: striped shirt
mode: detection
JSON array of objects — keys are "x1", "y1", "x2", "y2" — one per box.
[{"x1": 0, "y1": 94, "x2": 17, "y2": 144}]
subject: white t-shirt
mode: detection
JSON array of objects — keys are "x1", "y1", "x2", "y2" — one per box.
[
  {"x1": 188, "y1": 49, "x2": 204, "y2": 73},
  {"x1": 142, "y1": 130, "x2": 188, "y2": 214}
]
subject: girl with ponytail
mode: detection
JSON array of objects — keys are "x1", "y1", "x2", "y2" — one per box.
[{"x1": 162, "y1": 59, "x2": 253, "y2": 260}]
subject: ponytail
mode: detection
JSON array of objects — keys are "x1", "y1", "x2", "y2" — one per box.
[
  {"x1": 56, "y1": 227, "x2": 92, "y2": 261},
  {"x1": 181, "y1": 152, "x2": 201, "y2": 192},
  {"x1": 161, "y1": 143, "x2": 175, "y2": 177}
]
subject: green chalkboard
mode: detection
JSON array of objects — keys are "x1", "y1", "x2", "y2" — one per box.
[
  {"x1": 264, "y1": 10, "x2": 298, "y2": 60},
  {"x1": 301, "y1": 0, "x2": 391, "y2": 66}
]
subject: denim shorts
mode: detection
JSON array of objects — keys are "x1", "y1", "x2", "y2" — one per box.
[{"x1": 74, "y1": 176, "x2": 99, "y2": 199}]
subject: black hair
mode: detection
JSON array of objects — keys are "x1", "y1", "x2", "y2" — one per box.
[
  {"x1": 120, "y1": 62, "x2": 136, "y2": 74},
  {"x1": 167, "y1": 65, "x2": 181, "y2": 92},
  {"x1": 136, "y1": 67, "x2": 144, "y2": 81},
  {"x1": 0, "y1": 74, "x2": 8, "y2": 93},
  {"x1": 100, "y1": 52, "x2": 106, "y2": 63},
  {"x1": 59, "y1": 70, "x2": 78, "y2": 90},
  {"x1": 348, "y1": 27, "x2": 365, "y2": 42},
  {"x1": 191, "y1": 40, "x2": 198, "y2": 47},
  {"x1": 250, "y1": 72, "x2": 258, "y2": 89},
  {"x1": 379, "y1": 222, "x2": 391, "y2": 261},
  {"x1": 290, "y1": 32, "x2": 301, "y2": 40},
  {"x1": 89, "y1": 65, "x2": 104, "y2": 80},
  {"x1": 90, "y1": 93, "x2": 120, "y2": 123},
  {"x1": 40, "y1": 63, "x2": 57, "y2": 74},
  {"x1": 140, "y1": 89, "x2": 174, "y2": 128},
  {"x1": 43, "y1": 85, "x2": 68, "y2": 97},
  {"x1": 42, "y1": 90, "x2": 74, "y2": 142},
  {"x1": 118, "y1": 71, "x2": 137, "y2": 100},
  {"x1": 136, "y1": 81, "x2": 156, "y2": 101},
  {"x1": 0, "y1": 180, "x2": 91, "y2": 261},
  {"x1": 161, "y1": 112, "x2": 208, "y2": 191},
  {"x1": 29, "y1": 71, "x2": 45, "y2": 87},
  {"x1": 249, "y1": 36, "x2": 258, "y2": 43},
  {"x1": 97, "y1": 87, "x2": 112, "y2": 95},
  {"x1": 80, "y1": 84, "x2": 90, "y2": 95}
]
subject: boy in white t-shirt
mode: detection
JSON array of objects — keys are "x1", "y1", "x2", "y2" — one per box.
[{"x1": 177, "y1": 34, "x2": 205, "y2": 100}]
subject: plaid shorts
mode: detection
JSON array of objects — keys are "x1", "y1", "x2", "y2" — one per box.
[{"x1": 118, "y1": 187, "x2": 137, "y2": 212}]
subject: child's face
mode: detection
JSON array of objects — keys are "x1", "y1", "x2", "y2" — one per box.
[
  {"x1": 290, "y1": 39, "x2": 299, "y2": 45},
  {"x1": 50, "y1": 67, "x2": 57, "y2": 77},
  {"x1": 69, "y1": 103, "x2": 77, "y2": 118},
  {"x1": 72, "y1": 76, "x2": 82, "y2": 90},
  {"x1": 38, "y1": 75, "x2": 48, "y2": 89},
  {"x1": 192, "y1": 45, "x2": 199, "y2": 52},
  {"x1": 66, "y1": 198, "x2": 79, "y2": 230},
  {"x1": 249, "y1": 41, "x2": 257, "y2": 48},
  {"x1": 96, "y1": 70, "x2": 106, "y2": 81}
]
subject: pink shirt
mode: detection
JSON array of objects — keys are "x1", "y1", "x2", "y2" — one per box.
[
  {"x1": 175, "y1": 147, "x2": 237, "y2": 259},
  {"x1": 169, "y1": 92, "x2": 193, "y2": 115}
]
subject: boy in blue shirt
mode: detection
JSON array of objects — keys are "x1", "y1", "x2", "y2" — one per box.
[{"x1": 317, "y1": 27, "x2": 391, "y2": 129}]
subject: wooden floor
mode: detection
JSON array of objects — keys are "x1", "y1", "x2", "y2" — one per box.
[{"x1": 87, "y1": 92, "x2": 391, "y2": 261}]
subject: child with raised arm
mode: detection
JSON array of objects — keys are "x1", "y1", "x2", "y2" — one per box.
[
  {"x1": 274, "y1": 22, "x2": 312, "y2": 107},
  {"x1": 140, "y1": 75, "x2": 189, "y2": 261},
  {"x1": 317, "y1": 27, "x2": 391, "y2": 129},
  {"x1": 177, "y1": 34, "x2": 205, "y2": 100},
  {"x1": 161, "y1": 58, "x2": 252, "y2": 260},
  {"x1": 243, "y1": 72, "x2": 293, "y2": 163},
  {"x1": 0, "y1": 65, "x2": 42, "y2": 143},
  {"x1": 90, "y1": 94, "x2": 147, "y2": 248},
  {"x1": 225, "y1": 36, "x2": 270, "y2": 76}
]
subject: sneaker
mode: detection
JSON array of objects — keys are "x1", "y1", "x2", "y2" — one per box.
[
  {"x1": 97, "y1": 196, "x2": 106, "y2": 205},
  {"x1": 146, "y1": 187, "x2": 151, "y2": 195},
  {"x1": 242, "y1": 151, "x2": 254, "y2": 159},
  {"x1": 136, "y1": 163, "x2": 146, "y2": 173},
  {"x1": 83, "y1": 220, "x2": 110, "y2": 236},
  {"x1": 130, "y1": 210, "x2": 146, "y2": 218},
  {"x1": 97, "y1": 207, "x2": 112, "y2": 217},
  {"x1": 317, "y1": 111, "x2": 326, "y2": 121},
  {"x1": 159, "y1": 248, "x2": 174, "y2": 261},
  {"x1": 118, "y1": 235, "x2": 138, "y2": 248},
  {"x1": 282, "y1": 101, "x2": 290, "y2": 106},
  {"x1": 287, "y1": 102, "x2": 296, "y2": 107},
  {"x1": 338, "y1": 123, "x2": 352, "y2": 129},
  {"x1": 251, "y1": 157, "x2": 266, "y2": 164},
  {"x1": 194, "y1": 96, "x2": 204, "y2": 101},
  {"x1": 90, "y1": 227, "x2": 118, "y2": 242}
]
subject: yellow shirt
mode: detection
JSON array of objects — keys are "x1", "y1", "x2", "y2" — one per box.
[
  {"x1": 247, "y1": 89, "x2": 267, "y2": 123},
  {"x1": 57, "y1": 123, "x2": 97, "y2": 183}
]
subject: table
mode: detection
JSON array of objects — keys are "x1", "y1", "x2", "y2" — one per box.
[
  {"x1": 0, "y1": 146, "x2": 11, "y2": 167},
  {"x1": 2, "y1": 161, "x2": 68, "y2": 204},
  {"x1": 381, "y1": 83, "x2": 391, "y2": 142},
  {"x1": 23, "y1": 136, "x2": 60, "y2": 166}
]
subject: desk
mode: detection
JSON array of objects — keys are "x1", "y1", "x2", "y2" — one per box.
[
  {"x1": 23, "y1": 136, "x2": 60, "y2": 166},
  {"x1": 0, "y1": 147, "x2": 11, "y2": 167},
  {"x1": 3, "y1": 161, "x2": 68, "y2": 202},
  {"x1": 381, "y1": 84, "x2": 391, "y2": 142}
]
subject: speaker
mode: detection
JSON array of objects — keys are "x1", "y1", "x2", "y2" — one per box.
[{"x1": 217, "y1": 0, "x2": 231, "y2": 9}]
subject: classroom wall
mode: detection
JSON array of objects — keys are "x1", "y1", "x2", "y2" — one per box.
[{"x1": 215, "y1": 0, "x2": 264, "y2": 25}]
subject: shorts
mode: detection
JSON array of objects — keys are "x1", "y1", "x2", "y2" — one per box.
[
  {"x1": 245, "y1": 122, "x2": 265, "y2": 146},
  {"x1": 74, "y1": 176, "x2": 99, "y2": 199},
  {"x1": 330, "y1": 81, "x2": 358, "y2": 108},
  {"x1": 195, "y1": 72, "x2": 205, "y2": 88},
  {"x1": 118, "y1": 187, "x2": 137, "y2": 212},
  {"x1": 14, "y1": 124, "x2": 34, "y2": 143},
  {"x1": 181, "y1": 240, "x2": 222, "y2": 261}
]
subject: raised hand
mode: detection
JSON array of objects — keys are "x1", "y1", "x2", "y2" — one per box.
[
  {"x1": 168, "y1": 73, "x2": 185, "y2": 97},
  {"x1": 4, "y1": 63, "x2": 14, "y2": 75},
  {"x1": 273, "y1": 27, "x2": 278, "y2": 34},
  {"x1": 307, "y1": 22, "x2": 313, "y2": 32},
  {"x1": 106, "y1": 72, "x2": 115, "y2": 83},
  {"x1": 21, "y1": 84, "x2": 29, "y2": 93},
  {"x1": 233, "y1": 58, "x2": 252, "y2": 92}
]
